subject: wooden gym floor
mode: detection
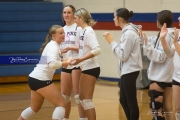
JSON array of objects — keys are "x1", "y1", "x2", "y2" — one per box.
[{"x1": 0, "y1": 79, "x2": 153, "y2": 120}]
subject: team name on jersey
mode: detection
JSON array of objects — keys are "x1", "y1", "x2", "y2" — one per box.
[
  {"x1": 65, "y1": 41, "x2": 75, "y2": 44},
  {"x1": 67, "y1": 31, "x2": 77, "y2": 36},
  {"x1": 79, "y1": 46, "x2": 83, "y2": 49},
  {"x1": 80, "y1": 36, "x2": 84, "y2": 41}
]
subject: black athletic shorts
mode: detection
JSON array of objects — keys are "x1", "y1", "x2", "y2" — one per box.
[
  {"x1": 61, "y1": 67, "x2": 80, "y2": 74},
  {"x1": 82, "y1": 67, "x2": 100, "y2": 79},
  {"x1": 172, "y1": 79, "x2": 180, "y2": 86},
  {"x1": 150, "y1": 81, "x2": 172, "y2": 89},
  {"x1": 28, "y1": 77, "x2": 52, "y2": 91}
]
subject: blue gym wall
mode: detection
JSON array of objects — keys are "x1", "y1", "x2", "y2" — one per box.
[{"x1": 0, "y1": 2, "x2": 63, "y2": 82}]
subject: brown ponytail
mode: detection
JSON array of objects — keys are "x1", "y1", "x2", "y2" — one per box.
[{"x1": 39, "y1": 25, "x2": 62, "y2": 53}]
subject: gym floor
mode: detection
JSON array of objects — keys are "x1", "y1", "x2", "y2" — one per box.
[{"x1": 0, "y1": 80, "x2": 152, "y2": 120}]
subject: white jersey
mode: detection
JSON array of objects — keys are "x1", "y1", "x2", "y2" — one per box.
[
  {"x1": 78, "y1": 26, "x2": 100, "y2": 71},
  {"x1": 61, "y1": 23, "x2": 81, "y2": 69},
  {"x1": 29, "y1": 40, "x2": 61, "y2": 81},
  {"x1": 172, "y1": 39, "x2": 180, "y2": 83}
]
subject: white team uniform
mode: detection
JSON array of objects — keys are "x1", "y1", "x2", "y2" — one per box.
[
  {"x1": 78, "y1": 26, "x2": 100, "y2": 71},
  {"x1": 29, "y1": 40, "x2": 61, "y2": 80},
  {"x1": 61, "y1": 23, "x2": 82, "y2": 69},
  {"x1": 172, "y1": 38, "x2": 180, "y2": 83}
]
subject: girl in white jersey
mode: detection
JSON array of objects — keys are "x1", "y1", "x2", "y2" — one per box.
[
  {"x1": 71, "y1": 8, "x2": 101, "y2": 120},
  {"x1": 60, "y1": 5, "x2": 86, "y2": 120},
  {"x1": 18, "y1": 25, "x2": 71, "y2": 120},
  {"x1": 103, "y1": 8, "x2": 142, "y2": 120},
  {"x1": 159, "y1": 17, "x2": 180, "y2": 120},
  {"x1": 140, "y1": 10, "x2": 175, "y2": 120}
]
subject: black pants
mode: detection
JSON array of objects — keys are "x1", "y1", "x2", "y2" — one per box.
[{"x1": 118, "y1": 71, "x2": 140, "y2": 120}]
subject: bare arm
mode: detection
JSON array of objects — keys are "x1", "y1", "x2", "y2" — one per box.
[
  {"x1": 70, "y1": 47, "x2": 101, "y2": 65},
  {"x1": 61, "y1": 46, "x2": 79, "y2": 53}
]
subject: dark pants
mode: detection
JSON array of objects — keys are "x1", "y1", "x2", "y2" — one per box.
[{"x1": 118, "y1": 71, "x2": 140, "y2": 120}]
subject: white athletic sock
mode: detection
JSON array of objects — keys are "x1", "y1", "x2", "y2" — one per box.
[
  {"x1": 176, "y1": 112, "x2": 180, "y2": 120},
  {"x1": 63, "y1": 118, "x2": 68, "y2": 120}
]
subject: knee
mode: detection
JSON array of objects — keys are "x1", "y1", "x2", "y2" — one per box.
[
  {"x1": 80, "y1": 99, "x2": 94, "y2": 110},
  {"x1": 61, "y1": 94, "x2": 71, "y2": 103},
  {"x1": 79, "y1": 94, "x2": 83, "y2": 100},
  {"x1": 119, "y1": 97, "x2": 126, "y2": 105},
  {"x1": 148, "y1": 90, "x2": 164, "y2": 117},
  {"x1": 74, "y1": 94, "x2": 80, "y2": 104},
  {"x1": 163, "y1": 104, "x2": 173, "y2": 112},
  {"x1": 52, "y1": 106, "x2": 65, "y2": 120},
  {"x1": 21, "y1": 107, "x2": 36, "y2": 119},
  {"x1": 31, "y1": 106, "x2": 41, "y2": 113},
  {"x1": 175, "y1": 107, "x2": 180, "y2": 113}
]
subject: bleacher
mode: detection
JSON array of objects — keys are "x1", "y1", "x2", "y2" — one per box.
[{"x1": 0, "y1": 2, "x2": 63, "y2": 83}]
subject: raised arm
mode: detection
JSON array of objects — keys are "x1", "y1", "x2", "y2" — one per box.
[
  {"x1": 160, "y1": 23, "x2": 175, "y2": 58},
  {"x1": 173, "y1": 28, "x2": 180, "y2": 56},
  {"x1": 143, "y1": 32, "x2": 167, "y2": 63}
]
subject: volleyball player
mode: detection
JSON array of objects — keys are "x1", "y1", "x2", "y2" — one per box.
[
  {"x1": 18, "y1": 25, "x2": 71, "y2": 120},
  {"x1": 159, "y1": 17, "x2": 180, "y2": 120},
  {"x1": 60, "y1": 5, "x2": 86, "y2": 120},
  {"x1": 71, "y1": 8, "x2": 101, "y2": 120},
  {"x1": 140, "y1": 10, "x2": 175, "y2": 120}
]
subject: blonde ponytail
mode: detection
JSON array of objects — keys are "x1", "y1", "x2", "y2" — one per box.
[
  {"x1": 39, "y1": 25, "x2": 62, "y2": 53},
  {"x1": 75, "y1": 8, "x2": 96, "y2": 27},
  {"x1": 39, "y1": 34, "x2": 51, "y2": 53},
  {"x1": 87, "y1": 19, "x2": 96, "y2": 27}
]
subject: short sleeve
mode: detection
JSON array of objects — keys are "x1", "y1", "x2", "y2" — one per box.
[
  {"x1": 75, "y1": 27, "x2": 82, "y2": 47},
  {"x1": 86, "y1": 32, "x2": 99, "y2": 49},
  {"x1": 46, "y1": 46, "x2": 59, "y2": 63}
]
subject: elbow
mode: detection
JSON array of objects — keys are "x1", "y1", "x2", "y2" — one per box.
[
  {"x1": 166, "y1": 54, "x2": 174, "y2": 58},
  {"x1": 177, "y1": 51, "x2": 180, "y2": 56},
  {"x1": 49, "y1": 61, "x2": 62, "y2": 69},
  {"x1": 49, "y1": 63, "x2": 56, "y2": 69},
  {"x1": 91, "y1": 47, "x2": 101, "y2": 56},
  {"x1": 164, "y1": 48, "x2": 174, "y2": 58},
  {"x1": 121, "y1": 57, "x2": 128, "y2": 62}
]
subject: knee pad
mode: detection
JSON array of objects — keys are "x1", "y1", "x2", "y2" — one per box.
[
  {"x1": 62, "y1": 94, "x2": 71, "y2": 102},
  {"x1": 148, "y1": 90, "x2": 164, "y2": 119},
  {"x1": 176, "y1": 112, "x2": 180, "y2": 120},
  {"x1": 74, "y1": 94, "x2": 80, "y2": 104},
  {"x1": 152, "y1": 116, "x2": 165, "y2": 120},
  {"x1": 52, "y1": 106, "x2": 65, "y2": 120},
  {"x1": 148, "y1": 90, "x2": 163, "y2": 100},
  {"x1": 21, "y1": 107, "x2": 35, "y2": 120},
  {"x1": 149, "y1": 101, "x2": 163, "y2": 110},
  {"x1": 82, "y1": 99, "x2": 94, "y2": 110},
  {"x1": 148, "y1": 90, "x2": 164, "y2": 110},
  {"x1": 80, "y1": 100, "x2": 84, "y2": 108}
]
